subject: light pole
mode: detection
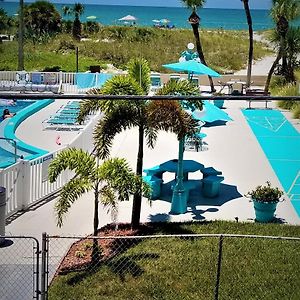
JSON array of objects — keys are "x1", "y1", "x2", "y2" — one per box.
[{"x1": 170, "y1": 43, "x2": 198, "y2": 214}]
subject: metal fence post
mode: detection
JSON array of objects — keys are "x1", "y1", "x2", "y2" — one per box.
[
  {"x1": 41, "y1": 232, "x2": 48, "y2": 300},
  {"x1": 214, "y1": 235, "x2": 224, "y2": 300},
  {"x1": 34, "y1": 238, "x2": 40, "y2": 299}
]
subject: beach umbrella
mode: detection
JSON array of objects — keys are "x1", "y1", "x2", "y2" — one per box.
[
  {"x1": 160, "y1": 18, "x2": 170, "y2": 24},
  {"x1": 118, "y1": 15, "x2": 137, "y2": 21},
  {"x1": 192, "y1": 101, "x2": 232, "y2": 124},
  {"x1": 87, "y1": 15, "x2": 97, "y2": 20},
  {"x1": 163, "y1": 60, "x2": 221, "y2": 78}
]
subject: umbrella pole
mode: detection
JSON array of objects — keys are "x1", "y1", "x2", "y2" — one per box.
[{"x1": 170, "y1": 137, "x2": 188, "y2": 214}]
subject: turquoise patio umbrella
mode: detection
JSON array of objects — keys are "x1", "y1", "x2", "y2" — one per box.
[
  {"x1": 192, "y1": 101, "x2": 232, "y2": 124},
  {"x1": 163, "y1": 60, "x2": 221, "y2": 78}
]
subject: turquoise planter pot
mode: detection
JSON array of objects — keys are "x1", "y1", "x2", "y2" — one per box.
[{"x1": 253, "y1": 200, "x2": 278, "y2": 223}]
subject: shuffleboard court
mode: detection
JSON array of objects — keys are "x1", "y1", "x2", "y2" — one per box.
[{"x1": 243, "y1": 109, "x2": 300, "y2": 218}]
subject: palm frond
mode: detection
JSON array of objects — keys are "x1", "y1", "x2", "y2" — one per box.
[
  {"x1": 93, "y1": 105, "x2": 139, "y2": 159},
  {"x1": 144, "y1": 126, "x2": 158, "y2": 149},
  {"x1": 147, "y1": 100, "x2": 198, "y2": 139},
  {"x1": 181, "y1": 0, "x2": 206, "y2": 9},
  {"x1": 156, "y1": 79, "x2": 200, "y2": 96},
  {"x1": 127, "y1": 57, "x2": 151, "y2": 94},
  {"x1": 48, "y1": 148, "x2": 96, "y2": 182},
  {"x1": 100, "y1": 75, "x2": 144, "y2": 96},
  {"x1": 55, "y1": 177, "x2": 92, "y2": 227},
  {"x1": 78, "y1": 98, "x2": 103, "y2": 123}
]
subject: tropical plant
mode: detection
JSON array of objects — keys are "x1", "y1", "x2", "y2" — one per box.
[
  {"x1": 265, "y1": 0, "x2": 300, "y2": 92},
  {"x1": 63, "y1": 2, "x2": 84, "y2": 40},
  {"x1": 48, "y1": 147, "x2": 145, "y2": 262},
  {"x1": 23, "y1": 1, "x2": 61, "y2": 41},
  {"x1": 241, "y1": 0, "x2": 254, "y2": 87},
  {"x1": 0, "y1": 8, "x2": 14, "y2": 33},
  {"x1": 246, "y1": 181, "x2": 284, "y2": 203},
  {"x1": 181, "y1": 0, "x2": 215, "y2": 92},
  {"x1": 78, "y1": 58, "x2": 201, "y2": 228}
]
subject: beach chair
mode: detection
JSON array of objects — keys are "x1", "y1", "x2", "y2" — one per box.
[
  {"x1": 44, "y1": 116, "x2": 83, "y2": 131},
  {"x1": 44, "y1": 72, "x2": 61, "y2": 93},
  {"x1": 231, "y1": 82, "x2": 243, "y2": 95},
  {"x1": 150, "y1": 73, "x2": 162, "y2": 91},
  {"x1": 190, "y1": 75, "x2": 199, "y2": 86},
  {"x1": 169, "y1": 74, "x2": 180, "y2": 82},
  {"x1": 65, "y1": 101, "x2": 81, "y2": 109}
]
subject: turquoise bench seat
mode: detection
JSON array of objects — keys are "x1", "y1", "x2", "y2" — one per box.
[{"x1": 202, "y1": 175, "x2": 224, "y2": 198}]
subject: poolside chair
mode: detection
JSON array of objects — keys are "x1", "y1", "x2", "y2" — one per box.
[
  {"x1": 231, "y1": 82, "x2": 243, "y2": 95},
  {"x1": 44, "y1": 72, "x2": 61, "y2": 93},
  {"x1": 65, "y1": 101, "x2": 81, "y2": 109},
  {"x1": 190, "y1": 75, "x2": 199, "y2": 86},
  {"x1": 169, "y1": 74, "x2": 180, "y2": 82},
  {"x1": 150, "y1": 73, "x2": 162, "y2": 91}
]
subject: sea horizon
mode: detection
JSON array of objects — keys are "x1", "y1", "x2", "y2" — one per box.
[{"x1": 1, "y1": 2, "x2": 274, "y2": 30}]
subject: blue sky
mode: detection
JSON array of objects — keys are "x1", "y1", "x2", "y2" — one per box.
[{"x1": 5, "y1": 0, "x2": 272, "y2": 10}]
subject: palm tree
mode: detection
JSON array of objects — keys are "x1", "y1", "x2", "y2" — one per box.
[
  {"x1": 78, "y1": 58, "x2": 201, "y2": 228},
  {"x1": 241, "y1": 0, "x2": 253, "y2": 88},
  {"x1": 181, "y1": 0, "x2": 215, "y2": 92},
  {"x1": 48, "y1": 148, "x2": 143, "y2": 262},
  {"x1": 18, "y1": 0, "x2": 24, "y2": 70},
  {"x1": 63, "y1": 2, "x2": 84, "y2": 40},
  {"x1": 265, "y1": 0, "x2": 300, "y2": 92}
]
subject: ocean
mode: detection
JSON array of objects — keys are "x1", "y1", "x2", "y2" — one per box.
[{"x1": 1, "y1": 2, "x2": 275, "y2": 30}]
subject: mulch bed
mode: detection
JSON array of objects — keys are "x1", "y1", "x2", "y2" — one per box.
[{"x1": 54, "y1": 223, "x2": 154, "y2": 276}]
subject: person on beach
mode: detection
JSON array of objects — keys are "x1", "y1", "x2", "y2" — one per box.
[{"x1": 2, "y1": 109, "x2": 16, "y2": 119}]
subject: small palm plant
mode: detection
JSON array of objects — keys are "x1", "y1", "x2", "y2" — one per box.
[
  {"x1": 48, "y1": 148, "x2": 148, "y2": 263},
  {"x1": 78, "y1": 58, "x2": 201, "y2": 228}
]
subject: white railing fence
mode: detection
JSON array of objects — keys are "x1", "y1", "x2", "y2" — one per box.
[
  {"x1": 0, "y1": 71, "x2": 116, "y2": 94},
  {"x1": 1, "y1": 112, "x2": 101, "y2": 218}
]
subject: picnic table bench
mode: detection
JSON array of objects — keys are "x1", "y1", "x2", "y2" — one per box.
[{"x1": 245, "y1": 89, "x2": 272, "y2": 109}]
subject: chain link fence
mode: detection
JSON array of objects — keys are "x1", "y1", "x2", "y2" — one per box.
[
  {"x1": 45, "y1": 234, "x2": 300, "y2": 300},
  {"x1": 0, "y1": 236, "x2": 40, "y2": 300}
]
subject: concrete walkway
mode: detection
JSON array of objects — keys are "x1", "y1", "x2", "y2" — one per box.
[{"x1": 5, "y1": 100, "x2": 300, "y2": 242}]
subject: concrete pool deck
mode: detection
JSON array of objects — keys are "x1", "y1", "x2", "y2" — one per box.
[{"x1": 4, "y1": 98, "x2": 300, "y2": 241}]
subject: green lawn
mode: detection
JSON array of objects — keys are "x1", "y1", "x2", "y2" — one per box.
[{"x1": 48, "y1": 221, "x2": 300, "y2": 300}]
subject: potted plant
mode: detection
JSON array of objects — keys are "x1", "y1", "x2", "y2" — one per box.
[{"x1": 246, "y1": 181, "x2": 284, "y2": 223}]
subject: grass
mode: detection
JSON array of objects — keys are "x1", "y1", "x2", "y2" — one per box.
[
  {"x1": 48, "y1": 221, "x2": 300, "y2": 300},
  {"x1": 0, "y1": 27, "x2": 271, "y2": 73},
  {"x1": 272, "y1": 70, "x2": 300, "y2": 119}
]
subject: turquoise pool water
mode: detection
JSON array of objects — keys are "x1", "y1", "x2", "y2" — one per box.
[
  {"x1": 0, "y1": 100, "x2": 35, "y2": 166},
  {"x1": 243, "y1": 109, "x2": 300, "y2": 218},
  {"x1": 0, "y1": 99, "x2": 53, "y2": 168}
]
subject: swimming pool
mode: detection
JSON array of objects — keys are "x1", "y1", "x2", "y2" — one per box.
[
  {"x1": 0, "y1": 99, "x2": 53, "y2": 168},
  {"x1": 243, "y1": 109, "x2": 300, "y2": 218}
]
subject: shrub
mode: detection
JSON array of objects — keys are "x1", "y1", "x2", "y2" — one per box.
[{"x1": 246, "y1": 181, "x2": 284, "y2": 203}]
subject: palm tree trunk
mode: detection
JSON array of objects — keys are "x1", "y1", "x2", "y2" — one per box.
[
  {"x1": 131, "y1": 125, "x2": 144, "y2": 228},
  {"x1": 191, "y1": 23, "x2": 215, "y2": 92},
  {"x1": 264, "y1": 52, "x2": 282, "y2": 93},
  {"x1": 242, "y1": 0, "x2": 253, "y2": 87},
  {"x1": 18, "y1": 0, "x2": 24, "y2": 70},
  {"x1": 92, "y1": 185, "x2": 101, "y2": 265}
]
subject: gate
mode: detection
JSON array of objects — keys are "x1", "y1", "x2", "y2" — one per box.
[{"x1": 0, "y1": 236, "x2": 40, "y2": 299}]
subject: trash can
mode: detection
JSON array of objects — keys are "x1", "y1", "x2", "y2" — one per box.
[
  {"x1": 0, "y1": 187, "x2": 6, "y2": 245},
  {"x1": 89, "y1": 65, "x2": 101, "y2": 73}
]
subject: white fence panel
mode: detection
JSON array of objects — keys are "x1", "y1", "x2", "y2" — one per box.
[
  {"x1": 0, "y1": 162, "x2": 23, "y2": 217},
  {"x1": 1, "y1": 110, "x2": 101, "y2": 218}
]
